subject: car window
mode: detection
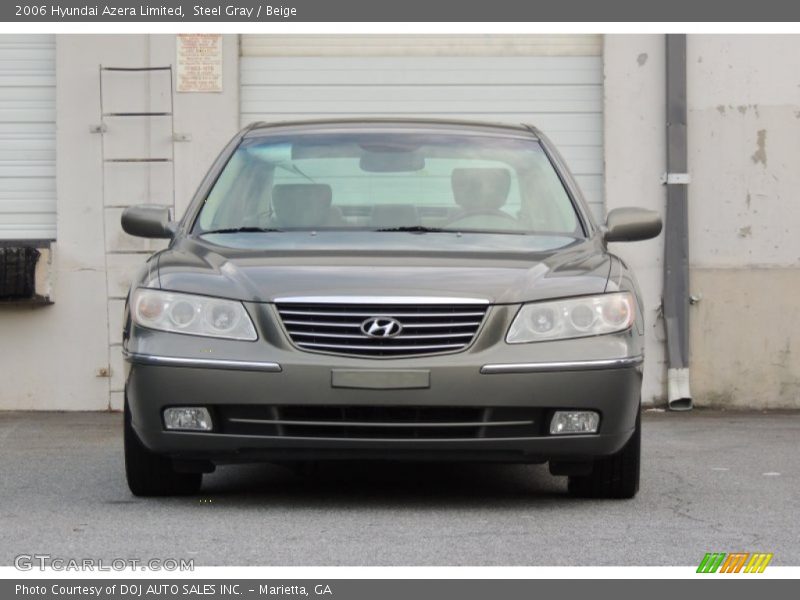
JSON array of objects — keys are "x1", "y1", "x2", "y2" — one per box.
[{"x1": 196, "y1": 131, "x2": 581, "y2": 235}]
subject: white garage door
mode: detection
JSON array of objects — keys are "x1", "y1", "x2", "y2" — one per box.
[
  {"x1": 240, "y1": 35, "x2": 604, "y2": 216},
  {"x1": 0, "y1": 35, "x2": 56, "y2": 240}
]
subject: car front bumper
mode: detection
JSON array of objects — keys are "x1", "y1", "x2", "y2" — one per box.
[{"x1": 124, "y1": 348, "x2": 643, "y2": 465}]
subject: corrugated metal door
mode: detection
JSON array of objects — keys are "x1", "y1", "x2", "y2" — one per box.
[
  {"x1": 0, "y1": 35, "x2": 56, "y2": 240},
  {"x1": 240, "y1": 35, "x2": 604, "y2": 215}
]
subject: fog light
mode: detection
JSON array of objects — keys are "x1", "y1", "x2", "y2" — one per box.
[
  {"x1": 163, "y1": 407, "x2": 213, "y2": 431},
  {"x1": 549, "y1": 411, "x2": 600, "y2": 435}
]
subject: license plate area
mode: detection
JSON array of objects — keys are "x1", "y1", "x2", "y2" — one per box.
[{"x1": 331, "y1": 369, "x2": 431, "y2": 390}]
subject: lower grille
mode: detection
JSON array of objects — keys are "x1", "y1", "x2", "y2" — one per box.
[
  {"x1": 217, "y1": 405, "x2": 544, "y2": 439},
  {"x1": 275, "y1": 301, "x2": 488, "y2": 358}
]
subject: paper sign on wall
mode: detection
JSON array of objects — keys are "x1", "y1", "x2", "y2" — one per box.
[{"x1": 176, "y1": 34, "x2": 223, "y2": 93}]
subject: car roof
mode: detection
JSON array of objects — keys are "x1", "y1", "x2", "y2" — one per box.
[{"x1": 243, "y1": 118, "x2": 541, "y2": 140}]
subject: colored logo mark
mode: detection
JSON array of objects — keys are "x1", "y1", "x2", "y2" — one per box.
[{"x1": 697, "y1": 552, "x2": 773, "y2": 573}]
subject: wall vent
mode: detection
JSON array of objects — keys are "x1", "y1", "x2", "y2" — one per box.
[{"x1": 0, "y1": 243, "x2": 53, "y2": 304}]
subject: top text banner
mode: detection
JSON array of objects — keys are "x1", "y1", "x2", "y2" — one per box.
[{"x1": 4, "y1": 0, "x2": 800, "y2": 22}]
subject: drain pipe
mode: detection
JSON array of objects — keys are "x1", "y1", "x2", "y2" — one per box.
[{"x1": 663, "y1": 34, "x2": 692, "y2": 410}]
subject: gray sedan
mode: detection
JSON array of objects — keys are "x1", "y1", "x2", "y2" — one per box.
[{"x1": 120, "y1": 119, "x2": 661, "y2": 498}]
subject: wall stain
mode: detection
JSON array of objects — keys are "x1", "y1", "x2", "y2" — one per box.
[
  {"x1": 776, "y1": 340, "x2": 799, "y2": 400},
  {"x1": 637, "y1": 53, "x2": 648, "y2": 66},
  {"x1": 702, "y1": 391, "x2": 734, "y2": 407},
  {"x1": 751, "y1": 129, "x2": 767, "y2": 166},
  {"x1": 778, "y1": 338, "x2": 791, "y2": 368},
  {"x1": 745, "y1": 193, "x2": 751, "y2": 209},
  {"x1": 716, "y1": 105, "x2": 726, "y2": 115},
  {"x1": 737, "y1": 225, "x2": 752, "y2": 238}
]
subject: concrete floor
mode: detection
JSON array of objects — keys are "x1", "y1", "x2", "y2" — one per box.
[{"x1": 0, "y1": 410, "x2": 798, "y2": 566}]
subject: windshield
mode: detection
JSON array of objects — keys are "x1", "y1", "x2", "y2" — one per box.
[{"x1": 194, "y1": 131, "x2": 582, "y2": 236}]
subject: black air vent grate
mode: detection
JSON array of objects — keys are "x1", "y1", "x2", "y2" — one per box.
[{"x1": 218, "y1": 405, "x2": 544, "y2": 439}]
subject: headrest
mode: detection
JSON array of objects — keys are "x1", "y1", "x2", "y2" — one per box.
[
  {"x1": 271, "y1": 184, "x2": 333, "y2": 227},
  {"x1": 369, "y1": 204, "x2": 420, "y2": 229},
  {"x1": 451, "y1": 168, "x2": 511, "y2": 211}
]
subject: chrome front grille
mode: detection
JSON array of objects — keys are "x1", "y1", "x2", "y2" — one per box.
[{"x1": 275, "y1": 300, "x2": 488, "y2": 357}]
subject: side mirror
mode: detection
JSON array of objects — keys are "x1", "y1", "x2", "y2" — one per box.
[
  {"x1": 121, "y1": 205, "x2": 176, "y2": 239},
  {"x1": 604, "y1": 208, "x2": 662, "y2": 242}
]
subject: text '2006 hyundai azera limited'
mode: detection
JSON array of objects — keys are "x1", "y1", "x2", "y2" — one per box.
[{"x1": 121, "y1": 119, "x2": 661, "y2": 498}]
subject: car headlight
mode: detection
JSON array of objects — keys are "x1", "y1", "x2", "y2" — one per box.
[
  {"x1": 131, "y1": 289, "x2": 257, "y2": 341},
  {"x1": 506, "y1": 292, "x2": 635, "y2": 343}
]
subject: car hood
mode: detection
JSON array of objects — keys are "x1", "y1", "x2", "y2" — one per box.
[{"x1": 155, "y1": 232, "x2": 611, "y2": 304}]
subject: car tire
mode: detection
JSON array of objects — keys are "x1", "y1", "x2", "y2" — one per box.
[
  {"x1": 124, "y1": 398, "x2": 202, "y2": 497},
  {"x1": 567, "y1": 407, "x2": 640, "y2": 499}
]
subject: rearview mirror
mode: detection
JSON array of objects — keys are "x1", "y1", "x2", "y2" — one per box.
[
  {"x1": 360, "y1": 151, "x2": 425, "y2": 173},
  {"x1": 121, "y1": 205, "x2": 175, "y2": 239},
  {"x1": 604, "y1": 208, "x2": 662, "y2": 242}
]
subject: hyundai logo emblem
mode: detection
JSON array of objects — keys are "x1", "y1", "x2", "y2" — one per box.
[{"x1": 361, "y1": 317, "x2": 403, "y2": 338}]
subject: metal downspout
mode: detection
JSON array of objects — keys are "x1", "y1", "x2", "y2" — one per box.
[{"x1": 664, "y1": 34, "x2": 693, "y2": 410}]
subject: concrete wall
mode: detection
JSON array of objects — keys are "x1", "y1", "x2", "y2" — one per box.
[
  {"x1": 0, "y1": 39, "x2": 109, "y2": 410},
  {"x1": 604, "y1": 34, "x2": 800, "y2": 408},
  {"x1": 687, "y1": 35, "x2": 800, "y2": 408},
  {"x1": 2, "y1": 33, "x2": 798, "y2": 411},
  {"x1": 603, "y1": 35, "x2": 668, "y2": 406},
  {"x1": 0, "y1": 34, "x2": 239, "y2": 410}
]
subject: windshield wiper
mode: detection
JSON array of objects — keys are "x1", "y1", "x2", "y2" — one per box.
[
  {"x1": 373, "y1": 225, "x2": 451, "y2": 233},
  {"x1": 277, "y1": 163, "x2": 315, "y2": 183},
  {"x1": 200, "y1": 226, "x2": 283, "y2": 235}
]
